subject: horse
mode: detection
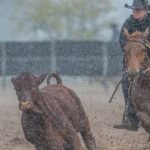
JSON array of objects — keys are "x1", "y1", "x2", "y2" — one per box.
[
  {"x1": 123, "y1": 27, "x2": 150, "y2": 141},
  {"x1": 123, "y1": 27, "x2": 150, "y2": 77}
]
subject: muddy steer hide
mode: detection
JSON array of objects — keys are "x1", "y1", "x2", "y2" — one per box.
[{"x1": 11, "y1": 72, "x2": 96, "y2": 150}]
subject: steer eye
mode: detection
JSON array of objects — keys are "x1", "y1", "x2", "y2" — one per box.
[
  {"x1": 31, "y1": 87, "x2": 37, "y2": 96},
  {"x1": 32, "y1": 87, "x2": 37, "y2": 91}
]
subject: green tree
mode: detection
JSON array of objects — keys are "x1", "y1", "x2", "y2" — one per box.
[{"x1": 13, "y1": 0, "x2": 113, "y2": 40}]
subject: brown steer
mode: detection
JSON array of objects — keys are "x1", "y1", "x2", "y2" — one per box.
[{"x1": 11, "y1": 72, "x2": 96, "y2": 150}]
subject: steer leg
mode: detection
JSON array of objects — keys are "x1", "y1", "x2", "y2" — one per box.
[
  {"x1": 65, "y1": 127, "x2": 83, "y2": 150},
  {"x1": 80, "y1": 127, "x2": 97, "y2": 150},
  {"x1": 68, "y1": 89, "x2": 97, "y2": 149},
  {"x1": 148, "y1": 135, "x2": 150, "y2": 142},
  {"x1": 35, "y1": 142, "x2": 65, "y2": 150}
]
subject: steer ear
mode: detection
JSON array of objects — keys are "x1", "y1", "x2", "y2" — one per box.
[
  {"x1": 143, "y1": 27, "x2": 149, "y2": 38},
  {"x1": 123, "y1": 28, "x2": 130, "y2": 39},
  {"x1": 11, "y1": 77, "x2": 16, "y2": 85},
  {"x1": 37, "y1": 73, "x2": 47, "y2": 85}
]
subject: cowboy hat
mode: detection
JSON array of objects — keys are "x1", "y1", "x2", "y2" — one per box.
[{"x1": 124, "y1": 0, "x2": 150, "y2": 10}]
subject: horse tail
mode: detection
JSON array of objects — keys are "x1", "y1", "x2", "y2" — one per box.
[{"x1": 47, "y1": 73, "x2": 62, "y2": 85}]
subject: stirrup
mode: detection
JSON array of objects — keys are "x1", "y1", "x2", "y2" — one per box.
[{"x1": 113, "y1": 124, "x2": 138, "y2": 131}]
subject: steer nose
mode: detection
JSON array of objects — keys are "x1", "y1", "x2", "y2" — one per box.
[
  {"x1": 21, "y1": 101, "x2": 30, "y2": 106},
  {"x1": 19, "y1": 101, "x2": 31, "y2": 110}
]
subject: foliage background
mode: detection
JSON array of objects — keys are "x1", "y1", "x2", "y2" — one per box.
[{"x1": 0, "y1": 0, "x2": 131, "y2": 41}]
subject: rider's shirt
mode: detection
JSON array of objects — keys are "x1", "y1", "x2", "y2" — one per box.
[{"x1": 119, "y1": 13, "x2": 150, "y2": 56}]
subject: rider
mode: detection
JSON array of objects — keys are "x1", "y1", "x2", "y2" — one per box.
[{"x1": 118, "y1": 0, "x2": 150, "y2": 130}]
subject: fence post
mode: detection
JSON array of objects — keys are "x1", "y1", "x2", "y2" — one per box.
[
  {"x1": 102, "y1": 43, "x2": 108, "y2": 77},
  {"x1": 1, "y1": 42, "x2": 7, "y2": 89},
  {"x1": 51, "y1": 41, "x2": 56, "y2": 73}
]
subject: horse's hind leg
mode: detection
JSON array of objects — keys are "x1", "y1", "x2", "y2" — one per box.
[{"x1": 80, "y1": 126, "x2": 97, "y2": 150}]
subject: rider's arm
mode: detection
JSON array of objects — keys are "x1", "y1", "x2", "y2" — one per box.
[{"x1": 119, "y1": 19, "x2": 130, "y2": 51}]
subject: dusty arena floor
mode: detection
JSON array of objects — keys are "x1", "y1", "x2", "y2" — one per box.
[{"x1": 0, "y1": 76, "x2": 150, "y2": 150}]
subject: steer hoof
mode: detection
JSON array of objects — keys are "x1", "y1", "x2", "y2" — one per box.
[{"x1": 147, "y1": 135, "x2": 150, "y2": 142}]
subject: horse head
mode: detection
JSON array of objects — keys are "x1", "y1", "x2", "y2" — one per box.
[{"x1": 123, "y1": 27, "x2": 149, "y2": 78}]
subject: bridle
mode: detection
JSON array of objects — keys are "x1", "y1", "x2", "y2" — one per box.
[
  {"x1": 124, "y1": 39, "x2": 150, "y2": 78},
  {"x1": 126, "y1": 39, "x2": 150, "y2": 50}
]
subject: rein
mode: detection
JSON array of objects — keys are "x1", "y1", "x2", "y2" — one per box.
[
  {"x1": 127, "y1": 39, "x2": 150, "y2": 50},
  {"x1": 109, "y1": 70, "x2": 128, "y2": 103},
  {"x1": 125, "y1": 39, "x2": 150, "y2": 72},
  {"x1": 145, "y1": 40, "x2": 150, "y2": 49},
  {"x1": 141, "y1": 68, "x2": 150, "y2": 74}
]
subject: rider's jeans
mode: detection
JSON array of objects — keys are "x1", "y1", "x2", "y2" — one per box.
[{"x1": 122, "y1": 72, "x2": 139, "y2": 126}]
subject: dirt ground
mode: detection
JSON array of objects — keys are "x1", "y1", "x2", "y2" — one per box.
[{"x1": 0, "y1": 76, "x2": 150, "y2": 150}]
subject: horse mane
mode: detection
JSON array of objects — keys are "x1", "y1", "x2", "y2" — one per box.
[
  {"x1": 128, "y1": 31, "x2": 148, "y2": 41},
  {"x1": 129, "y1": 31, "x2": 145, "y2": 40}
]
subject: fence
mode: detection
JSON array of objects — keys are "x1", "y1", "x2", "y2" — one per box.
[{"x1": 0, "y1": 41, "x2": 123, "y2": 76}]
